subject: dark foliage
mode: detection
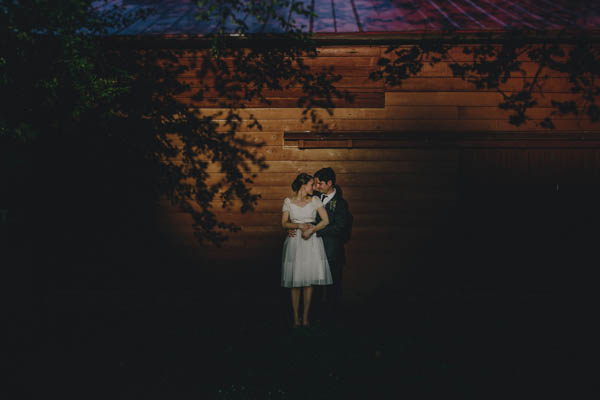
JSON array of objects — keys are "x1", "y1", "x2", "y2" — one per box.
[
  {"x1": 1, "y1": 0, "x2": 346, "y2": 248},
  {"x1": 370, "y1": 1, "x2": 600, "y2": 130}
]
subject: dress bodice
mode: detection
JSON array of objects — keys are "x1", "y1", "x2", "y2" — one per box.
[{"x1": 282, "y1": 197, "x2": 323, "y2": 224}]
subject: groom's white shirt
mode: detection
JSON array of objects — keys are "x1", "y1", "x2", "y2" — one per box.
[{"x1": 321, "y1": 188, "x2": 336, "y2": 206}]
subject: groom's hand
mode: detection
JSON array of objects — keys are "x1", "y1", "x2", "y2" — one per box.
[
  {"x1": 289, "y1": 224, "x2": 310, "y2": 237},
  {"x1": 301, "y1": 227, "x2": 315, "y2": 239}
]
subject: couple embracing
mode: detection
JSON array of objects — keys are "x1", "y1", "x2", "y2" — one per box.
[{"x1": 281, "y1": 167, "x2": 350, "y2": 328}]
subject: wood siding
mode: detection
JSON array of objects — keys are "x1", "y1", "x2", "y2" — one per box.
[{"x1": 158, "y1": 44, "x2": 600, "y2": 300}]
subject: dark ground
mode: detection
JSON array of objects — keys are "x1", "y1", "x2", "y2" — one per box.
[
  {"x1": 4, "y1": 184, "x2": 600, "y2": 399},
  {"x1": 8, "y1": 272, "x2": 598, "y2": 399},
  {"x1": 7, "y1": 270, "x2": 599, "y2": 399}
]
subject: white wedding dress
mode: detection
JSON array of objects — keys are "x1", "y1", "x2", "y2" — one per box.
[{"x1": 281, "y1": 197, "x2": 333, "y2": 288}]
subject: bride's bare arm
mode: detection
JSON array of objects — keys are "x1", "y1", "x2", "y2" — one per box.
[
  {"x1": 313, "y1": 207, "x2": 329, "y2": 232},
  {"x1": 302, "y1": 207, "x2": 329, "y2": 238}
]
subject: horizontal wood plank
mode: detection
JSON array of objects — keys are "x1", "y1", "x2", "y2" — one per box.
[
  {"x1": 233, "y1": 146, "x2": 461, "y2": 161},
  {"x1": 177, "y1": 65, "x2": 379, "y2": 81},
  {"x1": 166, "y1": 131, "x2": 284, "y2": 146},
  {"x1": 385, "y1": 76, "x2": 576, "y2": 93},
  {"x1": 385, "y1": 91, "x2": 592, "y2": 108},
  {"x1": 385, "y1": 61, "x2": 570, "y2": 78},
  {"x1": 160, "y1": 197, "x2": 458, "y2": 215},
  {"x1": 259, "y1": 187, "x2": 455, "y2": 201},
  {"x1": 162, "y1": 45, "x2": 577, "y2": 63},
  {"x1": 163, "y1": 56, "x2": 379, "y2": 69},
  {"x1": 189, "y1": 105, "x2": 588, "y2": 123},
  {"x1": 173, "y1": 47, "x2": 382, "y2": 58},
  {"x1": 176, "y1": 86, "x2": 383, "y2": 100},
  {"x1": 178, "y1": 72, "x2": 573, "y2": 93},
  {"x1": 316, "y1": 47, "x2": 381, "y2": 57},
  {"x1": 190, "y1": 159, "x2": 460, "y2": 173},
  {"x1": 208, "y1": 76, "x2": 381, "y2": 89},
  {"x1": 379, "y1": 45, "x2": 578, "y2": 63},
  {"x1": 176, "y1": 91, "x2": 385, "y2": 108},
  {"x1": 203, "y1": 170, "x2": 459, "y2": 187},
  {"x1": 177, "y1": 72, "x2": 383, "y2": 89},
  {"x1": 169, "y1": 118, "x2": 600, "y2": 134},
  {"x1": 204, "y1": 185, "x2": 459, "y2": 201}
]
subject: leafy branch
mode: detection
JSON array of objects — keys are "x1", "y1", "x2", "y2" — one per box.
[
  {"x1": 1, "y1": 0, "x2": 348, "y2": 247},
  {"x1": 371, "y1": 27, "x2": 600, "y2": 130}
]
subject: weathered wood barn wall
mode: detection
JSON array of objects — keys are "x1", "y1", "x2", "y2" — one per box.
[
  {"x1": 150, "y1": 41, "x2": 600, "y2": 299},
  {"x1": 101, "y1": 0, "x2": 600, "y2": 299}
]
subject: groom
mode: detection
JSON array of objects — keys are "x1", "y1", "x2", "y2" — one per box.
[{"x1": 289, "y1": 167, "x2": 350, "y2": 314}]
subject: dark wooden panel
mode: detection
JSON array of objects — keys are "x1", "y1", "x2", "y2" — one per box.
[
  {"x1": 224, "y1": 210, "x2": 444, "y2": 227},
  {"x1": 162, "y1": 199, "x2": 456, "y2": 226},
  {"x1": 212, "y1": 185, "x2": 458, "y2": 201},
  {"x1": 188, "y1": 104, "x2": 583, "y2": 126},
  {"x1": 177, "y1": 65, "x2": 380, "y2": 82},
  {"x1": 167, "y1": 131, "x2": 283, "y2": 146},
  {"x1": 178, "y1": 72, "x2": 383, "y2": 89},
  {"x1": 205, "y1": 170, "x2": 459, "y2": 186},
  {"x1": 194, "y1": 106, "x2": 586, "y2": 124},
  {"x1": 176, "y1": 86, "x2": 384, "y2": 100},
  {"x1": 171, "y1": 116, "x2": 600, "y2": 134},
  {"x1": 170, "y1": 46, "x2": 579, "y2": 63},
  {"x1": 280, "y1": 132, "x2": 600, "y2": 151},
  {"x1": 383, "y1": 61, "x2": 571, "y2": 78},
  {"x1": 455, "y1": 105, "x2": 587, "y2": 120},
  {"x1": 198, "y1": 159, "x2": 459, "y2": 173},
  {"x1": 381, "y1": 45, "x2": 578, "y2": 63},
  {"x1": 247, "y1": 146, "x2": 461, "y2": 161},
  {"x1": 385, "y1": 91, "x2": 588, "y2": 107},
  {"x1": 165, "y1": 55, "x2": 379, "y2": 69},
  {"x1": 173, "y1": 46, "x2": 381, "y2": 59},
  {"x1": 460, "y1": 148, "x2": 600, "y2": 184},
  {"x1": 176, "y1": 91, "x2": 384, "y2": 108},
  {"x1": 201, "y1": 197, "x2": 458, "y2": 214},
  {"x1": 316, "y1": 46, "x2": 381, "y2": 57},
  {"x1": 386, "y1": 76, "x2": 576, "y2": 93}
]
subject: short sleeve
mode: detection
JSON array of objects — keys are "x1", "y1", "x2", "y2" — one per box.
[
  {"x1": 282, "y1": 198, "x2": 291, "y2": 213},
  {"x1": 312, "y1": 196, "x2": 324, "y2": 208}
]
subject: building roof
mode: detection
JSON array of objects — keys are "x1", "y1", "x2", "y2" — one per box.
[{"x1": 94, "y1": 0, "x2": 600, "y2": 37}]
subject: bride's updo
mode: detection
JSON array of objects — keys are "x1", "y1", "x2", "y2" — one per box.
[{"x1": 291, "y1": 173, "x2": 313, "y2": 192}]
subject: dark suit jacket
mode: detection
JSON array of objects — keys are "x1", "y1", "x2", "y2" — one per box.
[{"x1": 314, "y1": 187, "x2": 349, "y2": 264}]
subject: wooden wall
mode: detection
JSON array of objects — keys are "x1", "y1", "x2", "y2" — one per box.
[{"x1": 157, "y1": 44, "x2": 600, "y2": 300}]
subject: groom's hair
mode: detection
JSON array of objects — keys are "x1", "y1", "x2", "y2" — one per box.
[{"x1": 314, "y1": 167, "x2": 336, "y2": 185}]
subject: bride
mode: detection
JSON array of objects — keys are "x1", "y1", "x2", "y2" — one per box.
[{"x1": 281, "y1": 173, "x2": 332, "y2": 328}]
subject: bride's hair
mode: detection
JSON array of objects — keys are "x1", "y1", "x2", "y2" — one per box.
[{"x1": 291, "y1": 173, "x2": 313, "y2": 192}]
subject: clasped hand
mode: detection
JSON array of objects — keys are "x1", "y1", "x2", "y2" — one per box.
[{"x1": 289, "y1": 224, "x2": 315, "y2": 239}]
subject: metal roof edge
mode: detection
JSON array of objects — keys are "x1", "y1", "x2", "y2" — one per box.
[{"x1": 102, "y1": 29, "x2": 600, "y2": 48}]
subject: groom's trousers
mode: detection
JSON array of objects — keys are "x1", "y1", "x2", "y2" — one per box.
[{"x1": 326, "y1": 259, "x2": 343, "y2": 307}]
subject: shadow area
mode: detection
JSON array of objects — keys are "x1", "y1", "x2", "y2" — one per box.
[
  {"x1": 12, "y1": 182, "x2": 599, "y2": 399},
  {"x1": 7, "y1": 111, "x2": 599, "y2": 400}
]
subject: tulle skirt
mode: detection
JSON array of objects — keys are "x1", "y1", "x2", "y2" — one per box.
[{"x1": 281, "y1": 230, "x2": 333, "y2": 288}]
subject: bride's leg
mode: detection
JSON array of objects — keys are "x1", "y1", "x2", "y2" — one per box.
[
  {"x1": 302, "y1": 286, "x2": 313, "y2": 326},
  {"x1": 291, "y1": 288, "x2": 301, "y2": 326}
]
